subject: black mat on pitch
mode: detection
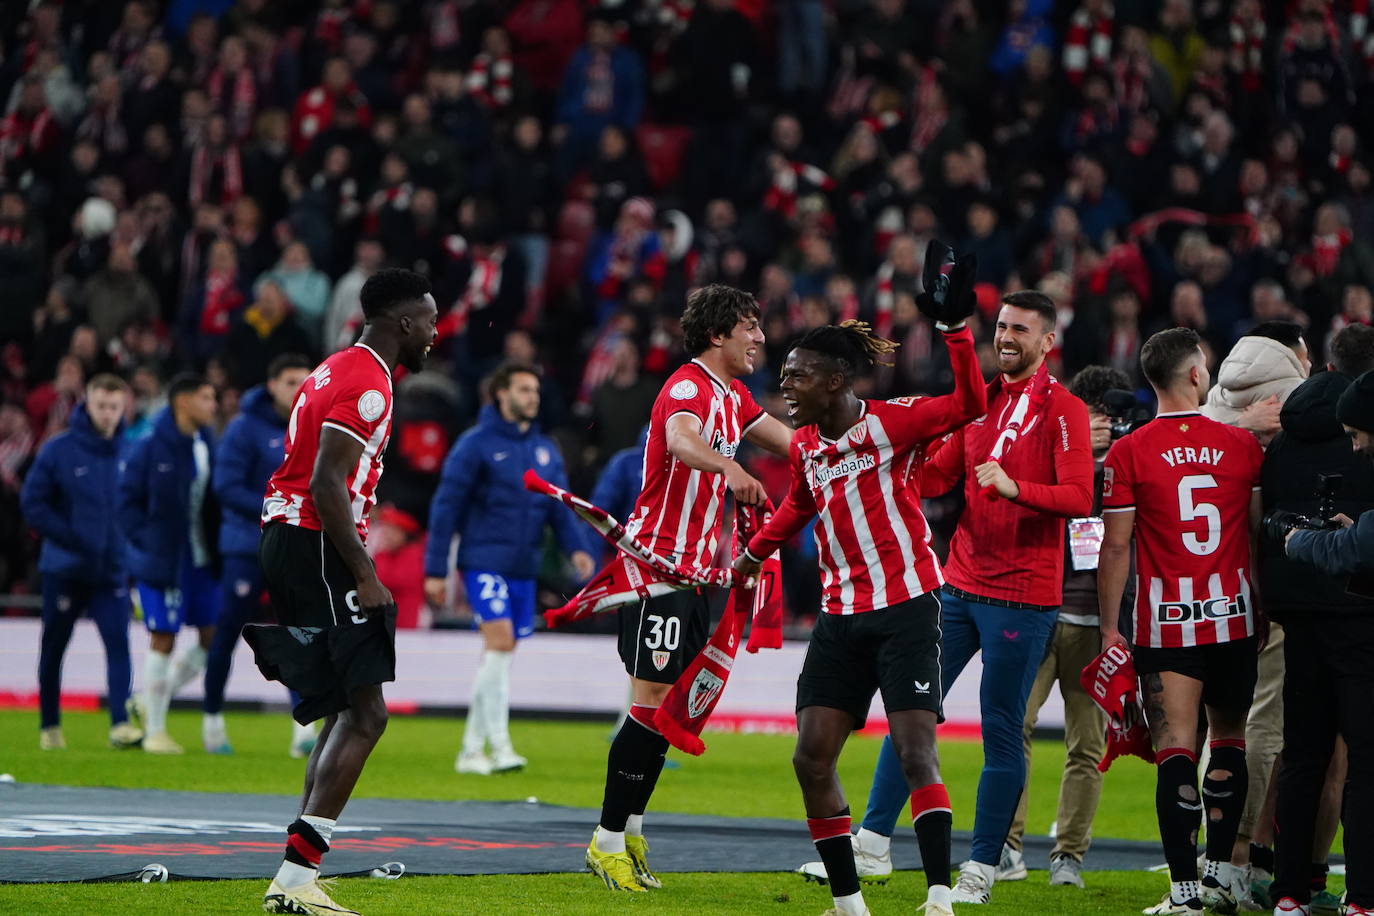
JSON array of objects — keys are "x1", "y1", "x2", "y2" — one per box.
[{"x1": 0, "y1": 783, "x2": 1170, "y2": 883}]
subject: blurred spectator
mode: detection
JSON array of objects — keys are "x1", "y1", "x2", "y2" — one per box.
[
  {"x1": 1148, "y1": 0, "x2": 1205, "y2": 104},
  {"x1": 324, "y1": 237, "x2": 385, "y2": 352},
  {"x1": 555, "y1": 13, "x2": 645, "y2": 178},
  {"x1": 258, "y1": 241, "x2": 330, "y2": 347},
  {"x1": 369, "y1": 504, "x2": 427, "y2": 630},
  {"x1": 291, "y1": 56, "x2": 372, "y2": 155},
  {"x1": 590, "y1": 337, "x2": 657, "y2": 459},
  {"x1": 178, "y1": 237, "x2": 247, "y2": 367},
  {"x1": 225, "y1": 279, "x2": 315, "y2": 388},
  {"x1": 0, "y1": 191, "x2": 46, "y2": 345},
  {"x1": 83, "y1": 243, "x2": 159, "y2": 348}
]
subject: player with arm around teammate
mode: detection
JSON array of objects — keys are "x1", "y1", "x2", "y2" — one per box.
[
  {"x1": 249, "y1": 269, "x2": 437, "y2": 916},
  {"x1": 734, "y1": 293, "x2": 985, "y2": 916},
  {"x1": 585, "y1": 284, "x2": 795, "y2": 893},
  {"x1": 1097, "y1": 328, "x2": 1266, "y2": 916}
]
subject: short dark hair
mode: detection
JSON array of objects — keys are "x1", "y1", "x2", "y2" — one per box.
[
  {"x1": 168, "y1": 372, "x2": 211, "y2": 401},
  {"x1": 1000, "y1": 290, "x2": 1057, "y2": 332},
  {"x1": 1332, "y1": 324, "x2": 1374, "y2": 377},
  {"x1": 1069, "y1": 365, "x2": 1132, "y2": 413},
  {"x1": 681, "y1": 284, "x2": 761, "y2": 356},
  {"x1": 267, "y1": 353, "x2": 313, "y2": 380},
  {"x1": 87, "y1": 373, "x2": 129, "y2": 394},
  {"x1": 1141, "y1": 327, "x2": 1203, "y2": 390},
  {"x1": 793, "y1": 320, "x2": 898, "y2": 380},
  {"x1": 360, "y1": 268, "x2": 431, "y2": 320},
  {"x1": 1245, "y1": 319, "x2": 1305, "y2": 349},
  {"x1": 484, "y1": 361, "x2": 539, "y2": 400}
]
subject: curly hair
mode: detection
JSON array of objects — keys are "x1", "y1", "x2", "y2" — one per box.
[
  {"x1": 360, "y1": 268, "x2": 432, "y2": 320},
  {"x1": 792, "y1": 319, "x2": 899, "y2": 379},
  {"x1": 1068, "y1": 365, "x2": 1132, "y2": 413},
  {"x1": 681, "y1": 284, "x2": 761, "y2": 356}
]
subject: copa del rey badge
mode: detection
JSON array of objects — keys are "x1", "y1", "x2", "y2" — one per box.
[{"x1": 687, "y1": 669, "x2": 726, "y2": 719}]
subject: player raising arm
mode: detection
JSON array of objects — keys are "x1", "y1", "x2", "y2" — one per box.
[
  {"x1": 735, "y1": 298, "x2": 985, "y2": 916},
  {"x1": 1097, "y1": 328, "x2": 1265, "y2": 916}
]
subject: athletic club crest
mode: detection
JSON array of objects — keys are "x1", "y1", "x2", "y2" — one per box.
[
  {"x1": 687, "y1": 669, "x2": 725, "y2": 719},
  {"x1": 652, "y1": 650, "x2": 670, "y2": 671}
]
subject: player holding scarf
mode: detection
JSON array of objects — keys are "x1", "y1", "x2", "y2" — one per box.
[{"x1": 735, "y1": 247, "x2": 986, "y2": 916}]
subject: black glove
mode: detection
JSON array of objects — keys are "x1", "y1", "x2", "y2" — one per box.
[{"x1": 916, "y1": 239, "x2": 978, "y2": 327}]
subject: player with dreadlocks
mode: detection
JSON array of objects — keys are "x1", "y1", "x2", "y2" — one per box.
[{"x1": 735, "y1": 246, "x2": 984, "y2": 916}]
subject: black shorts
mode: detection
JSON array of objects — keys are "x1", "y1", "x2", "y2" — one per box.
[
  {"x1": 617, "y1": 587, "x2": 710, "y2": 684},
  {"x1": 1132, "y1": 636, "x2": 1259, "y2": 714},
  {"x1": 244, "y1": 522, "x2": 397, "y2": 724},
  {"x1": 797, "y1": 591, "x2": 944, "y2": 729}
]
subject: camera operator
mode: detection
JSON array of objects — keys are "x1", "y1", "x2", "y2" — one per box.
[{"x1": 1271, "y1": 327, "x2": 1374, "y2": 916}]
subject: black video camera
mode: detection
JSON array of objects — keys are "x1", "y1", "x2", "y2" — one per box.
[
  {"x1": 1102, "y1": 389, "x2": 1151, "y2": 441},
  {"x1": 1262, "y1": 473, "x2": 1346, "y2": 543}
]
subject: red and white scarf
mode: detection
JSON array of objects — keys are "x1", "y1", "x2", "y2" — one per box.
[
  {"x1": 1063, "y1": 3, "x2": 1114, "y2": 85},
  {"x1": 467, "y1": 53, "x2": 514, "y2": 109},
  {"x1": 763, "y1": 161, "x2": 836, "y2": 219},
  {"x1": 0, "y1": 107, "x2": 54, "y2": 161},
  {"x1": 1228, "y1": 12, "x2": 1265, "y2": 91},
  {"x1": 1312, "y1": 228, "x2": 1352, "y2": 277},
  {"x1": 982, "y1": 361, "x2": 1055, "y2": 499},
  {"x1": 207, "y1": 65, "x2": 257, "y2": 139},
  {"x1": 188, "y1": 144, "x2": 244, "y2": 207},
  {"x1": 199, "y1": 267, "x2": 245, "y2": 336}
]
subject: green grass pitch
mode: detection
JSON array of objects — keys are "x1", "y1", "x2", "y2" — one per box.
[{"x1": 0, "y1": 709, "x2": 1327, "y2": 914}]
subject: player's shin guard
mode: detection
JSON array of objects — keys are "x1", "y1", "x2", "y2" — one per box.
[
  {"x1": 809, "y1": 808, "x2": 861, "y2": 899},
  {"x1": 911, "y1": 782, "x2": 953, "y2": 889},
  {"x1": 1156, "y1": 747, "x2": 1203, "y2": 881},
  {"x1": 600, "y1": 712, "x2": 668, "y2": 833},
  {"x1": 1202, "y1": 740, "x2": 1248, "y2": 863},
  {"x1": 628, "y1": 704, "x2": 668, "y2": 818}
]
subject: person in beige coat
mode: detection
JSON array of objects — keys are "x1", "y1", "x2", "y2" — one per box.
[
  {"x1": 1201, "y1": 318, "x2": 1309, "y2": 904},
  {"x1": 1203, "y1": 321, "x2": 1311, "y2": 445}
]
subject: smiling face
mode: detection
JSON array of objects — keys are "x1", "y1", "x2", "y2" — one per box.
[
  {"x1": 714, "y1": 314, "x2": 765, "y2": 378},
  {"x1": 397, "y1": 293, "x2": 439, "y2": 373},
  {"x1": 779, "y1": 348, "x2": 840, "y2": 428},
  {"x1": 993, "y1": 304, "x2": 1055, "y2": 381}
]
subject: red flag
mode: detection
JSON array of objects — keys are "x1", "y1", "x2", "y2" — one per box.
[
  {"x1": 1080, "y1": 642, "x2": 1153, "y2": 771},
  {"x1": 653, "y1": 504, "x2": 780, "y2": 754},
  {"x1": 523, "y1": 470, "x2": 742, "y2": 628}
]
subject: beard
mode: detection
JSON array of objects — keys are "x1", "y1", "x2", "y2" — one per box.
[{"x1": 996, "y1": 344, "x2": 1037, "y2": 378}]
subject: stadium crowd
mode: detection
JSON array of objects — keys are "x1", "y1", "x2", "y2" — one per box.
[
  {"x1": 7, "y1": 1, "x2": 1374, "y2": 914},
  {"x1": 3, "y1": 0, "x2": 1374, "y2": 618}
]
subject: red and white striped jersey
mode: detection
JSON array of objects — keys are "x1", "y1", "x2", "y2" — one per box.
[
  {"x1": 262, "y1": 344, "x2": 393, "y2": 541},
  {"x1": 625, "y1": 360, "x2": 765, "y2": 570},
  {"x1": 1102, "y1": 411, "x2": 1264, "y2": 648},
  {"x1": 749, "y1": 326, "x2": 985, "y2": 615}
]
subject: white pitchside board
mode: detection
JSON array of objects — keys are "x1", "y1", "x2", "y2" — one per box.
[{"x1": 0, "y1": 618, "x2": 1065, "y2": 733}]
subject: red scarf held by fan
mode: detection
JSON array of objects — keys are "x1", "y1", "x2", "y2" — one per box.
[{"x1": 980, "y1": 361, "x2": 1054, "y2": 500}]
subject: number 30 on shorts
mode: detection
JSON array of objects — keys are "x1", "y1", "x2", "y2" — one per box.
[{"x1": 644, "y1": 614, "x2": 680, "y2": 651}]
